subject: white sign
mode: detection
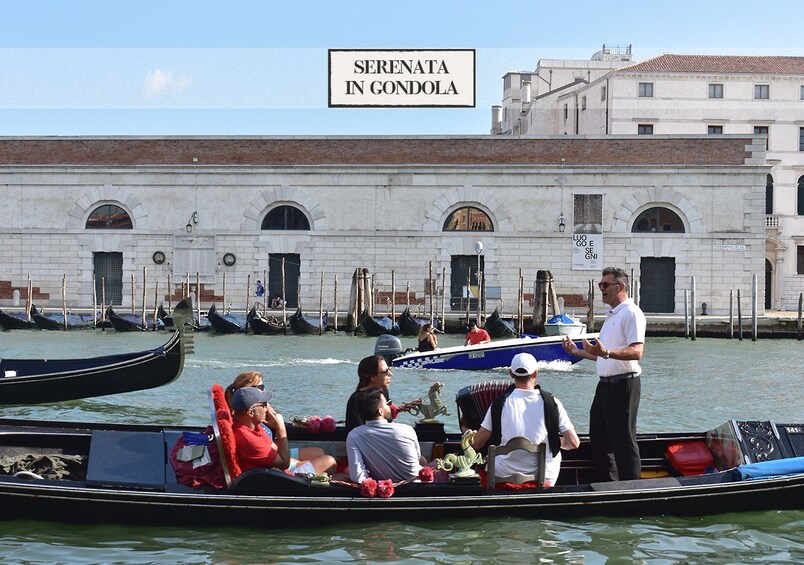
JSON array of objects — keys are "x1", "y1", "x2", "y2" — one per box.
[
  {"x1": 328, "y1": 49, "x2": 476, "y2": 107},
  {"x1": 572, "y1": 233, "x2": 603, "y2": 270},
  {"x1": 712, "y1": 244, "x2": 747, "y2": 252}
]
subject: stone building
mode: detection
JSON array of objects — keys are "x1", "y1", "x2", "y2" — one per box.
[
  {"x1": 0, "y1": 135, "x2": 766, "y2": 318},
  {"x1": 493, "y1": 46, "x2": 804, "y2": 309}
]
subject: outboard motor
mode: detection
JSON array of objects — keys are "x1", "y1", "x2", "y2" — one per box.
[{"x1": 374, "y1": 334, "x2": 404, "y2": 365}]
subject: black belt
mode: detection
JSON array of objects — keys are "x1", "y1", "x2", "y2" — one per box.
[{"x1": 599, "y1": 372, "x2": 638, "y2": 383}]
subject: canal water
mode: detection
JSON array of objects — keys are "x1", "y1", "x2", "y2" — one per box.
[{"x1": 1, "y1": 329, "x2": 802, "y2": 563}]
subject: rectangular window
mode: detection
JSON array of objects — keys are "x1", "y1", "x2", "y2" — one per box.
[
  {"x1": 801, "y1": 85, "x2": 804, "y2": 100},
  {"x1": 708, "y1": 125, "x2": 723, "y2": 135},
  {"x1": 754, "y1": 126, "x2": 769, "y2": 149},
  {"x1": 573, "y1": 194, "x2": 603, "y2": 234},
  {"x1": 708, "y1": 83, "x2": 723, "y2": 98},
  {"x1": 601, "y1": 86, "x2": 607, "y2": 101},
  {"x1": 564, "y1": 104, "x2": 568, "y2": 120},
  {"x1": 638, "y1": 82, "x2": 654, "y2": 97},
  {"x1": 754, "y1": 84, "x2": 769, "y2": 99},
  {"x1": 800, "y1": 127, "x2": 804, "y2": 151},
  {"x1": 798, "y1": 246, "x2": 804, "y2": 275},
  {"x1": 637, "y1": 124, "x2": 654, "y2": 135},
  {"x1": 581, "y1": 96, "x2": 587, "y2": 110}
]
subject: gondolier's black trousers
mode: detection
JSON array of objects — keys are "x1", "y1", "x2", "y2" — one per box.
[{"x1": 589, "y1": 376, "x2": 641, "y2": 481}]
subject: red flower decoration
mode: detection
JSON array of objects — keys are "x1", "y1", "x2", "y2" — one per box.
[
  {"x1": 321, "y1": 415, "x2": 336, "y2": 434},
  {"x1": 360, "y1": 478, "x2": 378, "y2": 497},
  {"x1": 418, "y1": 467, "x2": 434, "y2": 483},
  {"x1": 307, "y1": 416, "x2": 322, "y2": 434},
  {"x1": 377, "y1": 479, "x2": 395, "y2": 498}
]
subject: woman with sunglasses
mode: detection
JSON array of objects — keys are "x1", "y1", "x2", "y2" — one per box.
[
  {"x1": 344, "y1": 355, "x2": 422, "y2": 432},
  {"x1": 225, "y1": 371, "x2": 329, "y2": 471}
]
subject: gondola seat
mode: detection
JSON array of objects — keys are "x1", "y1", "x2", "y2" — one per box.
[{"x1": 486, "y1": 437, "x2": 546, "y2": 488}]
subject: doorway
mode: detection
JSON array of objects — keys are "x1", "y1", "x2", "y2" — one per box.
[
  {"x1": 639, "y1": 257, "x2": 675, "y2": 313},
  {"x1": 268, "y1": 253, "x2": 300, "y2": 308},
  {"x1": 449, "y1": 255, "x2": 484, "y2": 311},
  {"x1": 94, "y1": 252, "x2": 123, "y2": 305}
]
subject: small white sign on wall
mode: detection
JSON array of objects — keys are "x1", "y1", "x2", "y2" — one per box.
[{"x1": 572, "y1": 233, "x2": 603, "y2": 270}]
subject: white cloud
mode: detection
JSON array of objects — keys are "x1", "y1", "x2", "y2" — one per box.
[{"x1": 143, "y1": 68, "x2": 191, "y2": 98}]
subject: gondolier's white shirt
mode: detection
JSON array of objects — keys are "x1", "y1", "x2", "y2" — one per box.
[
  {"x1": 480, "y1": 389, "x2": 575, "y2": 485},
  {"x1": 596, "y1": 298, "x2": 646, "y2": 377}
]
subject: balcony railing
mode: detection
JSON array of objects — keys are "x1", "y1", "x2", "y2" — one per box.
[{"x1": 765, "y1": 215, "x2": 780, "y2": 228}]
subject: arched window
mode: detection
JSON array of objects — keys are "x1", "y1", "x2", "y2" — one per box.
[
  {"x1": 766, "y1": 174, "x2": 774, "y2": 215},
  {"x1": 261, "y1": 205, "x2": 310, "y2": 230},
  {"x1": 443, "y1": 206, "x2": 494, "y2": 231},
  {"x1": 631, "y1": 207, "x2": 685, "y2": 233},
  {"x1": 85, "y1": 205, "x2": 133, "y2": 229},
  {"x1": 798, "y1": 176, "x2": 804, "y2": 216}
]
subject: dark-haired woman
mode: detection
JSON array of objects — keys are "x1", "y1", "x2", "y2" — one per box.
[{"x1": 344, "y1": 355, "x2": 421, "y2": 431}]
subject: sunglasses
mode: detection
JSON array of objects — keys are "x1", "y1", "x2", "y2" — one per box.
[
  {"x1": 598, "y1": 281, "x2": 622, "y2": 289},
  {"x1": 255, "y1": 384, "x2": 265, "y2": 390},
  {"x1": 377, "y1": 369, "x2": 391, "y2": 376}
]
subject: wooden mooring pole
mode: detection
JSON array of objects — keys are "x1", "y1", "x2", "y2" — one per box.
[
  {"x1": 690, "y1": 276, "x2": 696, "y2": 341},
  {"x1": 751, "y1": 274, "x2": 758, "y2": 342},
  {"x1": 798, "y1": 293, "x2": 803, "y2": 341},
  {"x1": 737, "y1": 288, "x2": 743, "y2": 341}
]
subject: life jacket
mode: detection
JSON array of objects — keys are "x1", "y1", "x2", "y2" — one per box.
[{"x1": 489, "y1": 384, "x2": 561, "y2": 457}]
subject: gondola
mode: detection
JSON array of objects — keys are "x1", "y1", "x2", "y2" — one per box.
[
  {"x1": 359, "y1": 309, "x2": 400, "y2": 337},
  {"x1": 0, "y1": 298, "x2": 194, "y2": 405},
  {"x1": 157, "y1": 303, "x2": 173, "y2": 327},
  {"x1": 483, "y1": 307, "x2": 518, "y2": 339},
  {"x1": 397, "y1": 307, "x2": 438, "y2": 336},
  {"x1": 30, "y1": 305, "x2": 99, "y2": 330},
  {"x1": 205, "y1": 304, "x2": 247, "y2": 334},
  {"x1": 246, "y1": 306, "x2": 287, "y2": 335},
  {"x1": 106, "y1": 305, "x2": 165, "y2": 332},
  {"x1": 0, "y1": 384, "x2": 800, "y2": 527},
  {"x1": 385, "y1": 333, "x2": 599, "y2": 370},
  {"x1": 289, "y1": 308, "x2": 328, "y2": 334},
  {"x1": 0, "y1": 309, "x2": 37, "y2": 330}
]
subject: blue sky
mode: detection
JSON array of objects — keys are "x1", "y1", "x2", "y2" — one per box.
[{"x1": 1, "y1": 0, "x2": 802, "y2": 136}]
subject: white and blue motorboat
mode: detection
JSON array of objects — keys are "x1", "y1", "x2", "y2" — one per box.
[{"x1": 375, "y1": 333, "x2": 599, "y2": 371}]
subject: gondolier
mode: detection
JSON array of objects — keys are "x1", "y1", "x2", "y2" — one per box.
[{"x1": 562, "y1": 267, "x2": 646, "y2": 481}]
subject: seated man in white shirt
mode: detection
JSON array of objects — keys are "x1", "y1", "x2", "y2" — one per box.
[
  {"x1": 345, "y1": 388, "x2": 424, "y2": 483},
  {"x1": 471, "y1": 353, "x2": 580, "y2": 487}
]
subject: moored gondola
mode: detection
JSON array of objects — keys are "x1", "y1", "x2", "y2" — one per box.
[
  {"x1": 359, "y1": 309, "x2": 400, "y2": 337},
  {"x1": 206, "y1": 304, "x2": 247, "y2": 334},
  {"x1": 289, "y1": 308, "x2": 328, "y2": 334},
  {"x1": 106, "y1": 305, "x2": 165, "y2": 332},
  {"x1": 0, "y1": 298, "x2": 194, "y2": 405},
  {"x1": 30, "y1": 305, "x2": 99, "y2": 330},
  {"x1": 0, "y1": 309, "x2": 37, "y2": 330},
  {"x1": 397, "y1": 307, "x2": 439, "y2": 336},
  {"x1": 246, "y1": 306, "x2": 287, "y2": 335},
  {"x1": 483, "y1": 307, "x2": 518, "y2": 339}
]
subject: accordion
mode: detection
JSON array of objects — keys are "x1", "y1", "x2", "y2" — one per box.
[{"x1": 455, "y1": 381, "x2": 512, "y2": 431}]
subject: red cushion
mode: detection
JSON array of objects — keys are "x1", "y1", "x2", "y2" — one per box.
[{"x1": 666, "y1": 441, "x2": 714, "y2": 476}]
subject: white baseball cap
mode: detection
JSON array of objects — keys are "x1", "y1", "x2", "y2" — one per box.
[{"x1": 510, "y1": 352, "x2": 538, "y2": 377}]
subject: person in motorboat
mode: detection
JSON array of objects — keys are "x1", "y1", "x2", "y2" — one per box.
[
  {"x1": 470, "y1": 353, "x2": 580, "y2": 487},
  {"x1": 465, "y1": 320, "x2": 491, "y2": 346},
  {"x1": 417, "y1": 323, "x2": 438, "y2": 352},
  {"x1": 226, "y1": 371, "x2": 329, "y2": 470},
  {"x1": 231, "y1": 386, "x2": 337, "y2": 475},
  {"x1": 345, "y1": 356, "x2": 422, "y2": 432},
  {"x1": 346, "y1": 388, "x2": 425, "y2": 483}
]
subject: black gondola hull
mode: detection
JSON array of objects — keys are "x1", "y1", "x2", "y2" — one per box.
[
  {"x1": 0, "y1": 417, "x2": 801, "y2": 527},
  {"x1": 0, "y1": 298, "x2": 193, "y2": 405}
]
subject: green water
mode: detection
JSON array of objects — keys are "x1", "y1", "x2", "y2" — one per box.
[{"x1": 1, "y1": 330, "x2": 802, "y2": 563}]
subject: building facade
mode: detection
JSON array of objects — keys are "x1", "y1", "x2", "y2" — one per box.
[
  {"x1": 0, "y1": 136, "x2": 766, "y2": 318},
  {"x1": 494, "y1": 48, "x2": 804, "y2": 310}
]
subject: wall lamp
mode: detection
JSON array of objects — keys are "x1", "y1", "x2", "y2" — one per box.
[
  {"x1": 558, "y1": 213, "x2": 566, "y2": 233},
  {"x1": 185, "y1": 211, "x2": 198, "y2": 235}
]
